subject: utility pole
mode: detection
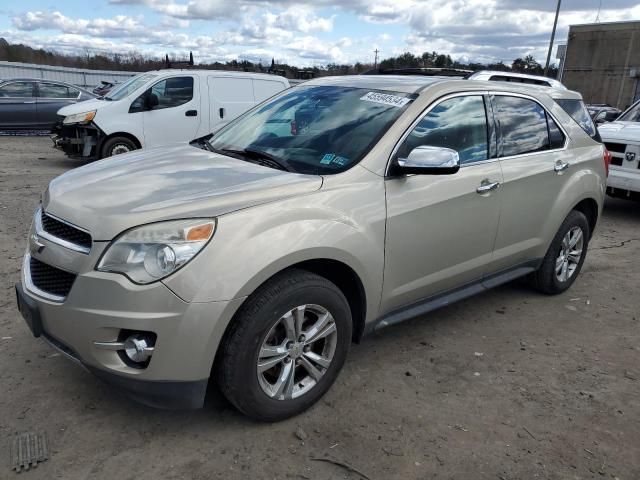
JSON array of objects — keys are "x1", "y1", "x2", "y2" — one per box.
[
  {"x1": 374, "y1": 49, "x2": 379, "y2": 69},
  {"x1": 544, "y1": 0, "x2": 562, "y2": 77}
]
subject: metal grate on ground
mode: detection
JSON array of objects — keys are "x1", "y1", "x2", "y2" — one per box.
[{"x1": 11, "y1": 431, "x2": 49, "y2": 473}]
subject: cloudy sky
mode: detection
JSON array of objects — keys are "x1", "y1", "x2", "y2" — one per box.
[{"x1": 1, "y1": 0, "x2": 639, "y2": 67}]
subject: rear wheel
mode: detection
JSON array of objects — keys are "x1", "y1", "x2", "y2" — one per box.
[
  {"x1": 101, "y1": 136, "x2": 137, "y2": 158},
  {"x1": 530, "y1": 210, "x2": 590, "y2": 295},
  {"x1": 218, "y1": 269, "x2": 352, "y2": 421}
]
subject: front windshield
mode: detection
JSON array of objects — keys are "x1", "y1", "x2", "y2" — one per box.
[
  {"x1": 105, "y1": 73, "x2": 158, "y2": 101},
  {"x1": 208, "y1": 85, "x2": 415, "y2": 175},
  {"x1": 618, "y1": 100, "x2": 640, "y2": 122}
]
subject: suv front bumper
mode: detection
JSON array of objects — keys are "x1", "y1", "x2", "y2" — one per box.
[
  {"x1": 15, "y1": 269, "x2": 244, "y2": 409},
  {"x1": 51, "y1": 122, "x2": 103, "y2": 160}
]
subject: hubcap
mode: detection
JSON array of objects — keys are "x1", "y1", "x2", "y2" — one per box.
[
  {"x1": 555, "y1": 226, "x2": 584, "y2": 282},
  {"x1": 257, "y1": 304, "x2": 337, "y2": 400},
  {"x1": 111, "y1": 144, "x2": 131, "y2": 156}
]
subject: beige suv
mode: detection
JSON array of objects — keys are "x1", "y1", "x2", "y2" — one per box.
[{"x1": 16, "y1": 75, "x2": 607, "y2": 421}]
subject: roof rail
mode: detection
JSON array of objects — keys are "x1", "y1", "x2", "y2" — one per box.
[
  {"x1": 362, "y1": 67, "x2": 473, "y2": 77},
  {"x1": 164, "y1": 51, "x2": 194, "y2": 69}
]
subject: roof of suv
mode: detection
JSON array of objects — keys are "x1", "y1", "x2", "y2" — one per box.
[{"x1": 300, "y1": 74, "x2": 583, "y2": 100}]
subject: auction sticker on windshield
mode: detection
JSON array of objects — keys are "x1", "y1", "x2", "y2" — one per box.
[{"x1": 360, "y1": 92, "x2": 410, "y2": 108}]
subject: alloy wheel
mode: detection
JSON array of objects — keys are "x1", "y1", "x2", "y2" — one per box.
[
  {"x1": 555, "y1": 226, "x2": 584, "y2": 282},
  {"x1": 257, "y1": 304, "x2": 337, "y2": 400}
]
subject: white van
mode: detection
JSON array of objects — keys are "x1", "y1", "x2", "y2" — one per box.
[{"x1": 53, "y1": 70, "x2": 290, "y2": 159}]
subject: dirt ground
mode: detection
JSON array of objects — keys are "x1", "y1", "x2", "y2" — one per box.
[{"x1": 0, "y1": 136, "x2": 638, "y2": 480}]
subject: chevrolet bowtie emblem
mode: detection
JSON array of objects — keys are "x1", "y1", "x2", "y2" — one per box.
[
  {"x1": 30, "y1": 232, "x2": 45, "y2": 254},
  {"x1": 626, "y1": 152, "x2": 637, "y2": 162}
]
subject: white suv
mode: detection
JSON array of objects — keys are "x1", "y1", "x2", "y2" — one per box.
[{"x1": 598, "y1": 100, "x2": 640, "y2": 199}]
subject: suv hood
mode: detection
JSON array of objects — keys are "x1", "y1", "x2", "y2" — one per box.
[
  {"x1": 44, "y1": 145, "x2": 322, "y2": 240},
  {"x1": 57, "y1": 97, "x2": 109, "y2": 117},
  {"x1": 598, "y1": 121, "x2": 640, "y2": 143}
]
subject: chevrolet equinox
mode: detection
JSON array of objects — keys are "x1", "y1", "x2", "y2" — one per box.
[{"x1": 16, "y1": 75, "x2": 608, "y2": 421}]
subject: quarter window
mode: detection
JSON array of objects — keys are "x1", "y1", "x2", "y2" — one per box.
[
  {"x1": 149, "y1": 77, "x2": 194, "y2": 109},
  {"x1": 398, "y1": 95, "x2": 489, "y2": 165},
  {"x1": 38, "y1": 83, "x2": 79, "y2": 99},
  {"x1": 0, "y1": 82, "x2": 35, "y2": 98},
  {"x1": 495, "y1": 96, "x2": 550, "y2": 157}
]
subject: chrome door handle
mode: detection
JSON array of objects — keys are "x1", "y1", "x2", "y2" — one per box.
[
  {"x1": 554, "y1": 161, "x2": 570, "y2": 173},
  {"x1": 476, "y1": 181, "x2": 500, "y2": 194}
]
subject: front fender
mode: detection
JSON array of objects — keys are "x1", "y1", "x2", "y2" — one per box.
[{"x1": 163, "y1": 168, "x2": 386, "y2": 324}]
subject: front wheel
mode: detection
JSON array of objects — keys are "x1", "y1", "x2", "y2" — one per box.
[
  {"x1": 530, "y1": 210, "x2": 590, "y2": 295},
  {"x1": 217, "y1": 269, "x2": 352, "y2": 421},
  {"x1": 100, "y1": 136, "x2": 137, "y2": 158}
]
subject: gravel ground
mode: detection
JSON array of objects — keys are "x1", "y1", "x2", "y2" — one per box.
[{"x1": 0, "y1": 137, "x2": 639, "y2": 480}]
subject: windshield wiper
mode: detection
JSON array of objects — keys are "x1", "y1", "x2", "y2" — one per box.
[
  {"x1": 190, "y1": 134, "x2": 215, "y2": 152},
  {"x1": 216, "y1": 147, "x2": 294, "y2": 172}
]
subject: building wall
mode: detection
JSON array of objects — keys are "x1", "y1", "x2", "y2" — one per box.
[
  {"x1": 562, "y1": 21, "x2": 640, "y2": 110},
  {"x1": 0, "y1": 61, "x2": 136, "y2": 88}
]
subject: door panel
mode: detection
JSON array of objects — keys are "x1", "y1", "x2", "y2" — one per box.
[
  {"x1": 383, "y1": 163, "x2": 503, "y2": 313},
  {"x1": 488, "y1": 94, "x2": 570, "y2": 273},
  {"x1": 36, "y1": 82, "x2": 80, "y2": 128},
  {"x1": 208, "y1": 76, "x2": 255, "y2": 129},
  {"x1": 0, "y1": 81, "x2": 37, "y2": 129},
  {"x1": 142, "y1": 75, "x2": 200, "y2": 147},
  {"x1": 490, "y1": 150, "x2": 573, "y2": 272},
  {"x1": 381, "y1": 93, "x2": 502, "y2": 314}
]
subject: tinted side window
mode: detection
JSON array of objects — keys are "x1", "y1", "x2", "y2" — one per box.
[
  {"x1": 150, "y1": 77, "x2": 194, "y2": 109},
  {"x1": 38, "y1": 83, "x2": 79, "y2": 98},
  {"x1": 547, "y1": 114, "x2": 565, "y2": 149},
  {"x1": 0, "y1": 82, "x2": 35, "y2": 98},
  {"x1": 399, "y1": 95, "x2": 488, "y2": 165},
  {"x1": 555, "y1": 99, "x2": 598, "y2": 138},
  {"x1": 495, "y1": 96, "x2": 549, "y2": 157}
]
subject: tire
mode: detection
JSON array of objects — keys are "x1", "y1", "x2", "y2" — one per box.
[
  {"x1": 218, "y1": 269, "x2": 352, "y2": 421},
  {"x1": 100, "y1": 136, "x2": 137, "y2": 158},
  {"x1": 530, "y1": 210, "x2": 590, "y2": 295}
]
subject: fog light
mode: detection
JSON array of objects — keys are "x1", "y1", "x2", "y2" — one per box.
[{"x1": 124, "y1": 334, "x2": 154, "y2": 363}]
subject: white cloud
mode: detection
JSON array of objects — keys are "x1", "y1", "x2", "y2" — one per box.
[{"x1": 8, "y1": 0, "x2": 640, "y2": 66}]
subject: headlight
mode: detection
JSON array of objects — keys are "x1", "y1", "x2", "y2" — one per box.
[
  {"x1": 97, "y1": 219, "x2": 216, "y2": 284},
  {"x1": 63, "y1": 110, "x2": 96, "y2": 124}
]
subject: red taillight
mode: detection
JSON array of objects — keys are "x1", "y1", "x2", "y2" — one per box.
[{"x1": 603, "y1": 148, "x2": 611, "y2": 177}]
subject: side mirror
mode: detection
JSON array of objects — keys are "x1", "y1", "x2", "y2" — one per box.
[
  {"x1": 146, "y1": 92, "x2": 159, "y2": 110},
  {"x1": 395, "y1": 146, "x2": 461, "y2": 175}
]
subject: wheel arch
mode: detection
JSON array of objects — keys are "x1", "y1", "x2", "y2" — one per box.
[
  {"x1": 571, "y1": 197, "x2": 599, "y2": 239},
  {"x1": 222, "y1": 257, "x2": 368, "y2": 346}
]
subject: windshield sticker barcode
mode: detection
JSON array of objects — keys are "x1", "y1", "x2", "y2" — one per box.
[{"x1": 360, "y1": 92, "x2": 410, "y2": 108}]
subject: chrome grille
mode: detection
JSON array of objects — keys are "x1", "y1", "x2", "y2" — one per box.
[
  {"x1": 29, "y1": 256, "x2": 76, "y2": 298},
  {"x1": 39, "y1": 210, "x2": 92, "y2": 252}
]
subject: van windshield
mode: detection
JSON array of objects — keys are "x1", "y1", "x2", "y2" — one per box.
[
  {"x1": 208, "y1": 85, "x2": 415, "y2": 175},
  {"x1": 105, "y1": 73, "x2": 158, "y2": 101}
]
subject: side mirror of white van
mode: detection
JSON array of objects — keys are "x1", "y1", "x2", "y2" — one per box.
[{"x1": 146, "y1": 93, "x2": 159, "y2": 110}]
